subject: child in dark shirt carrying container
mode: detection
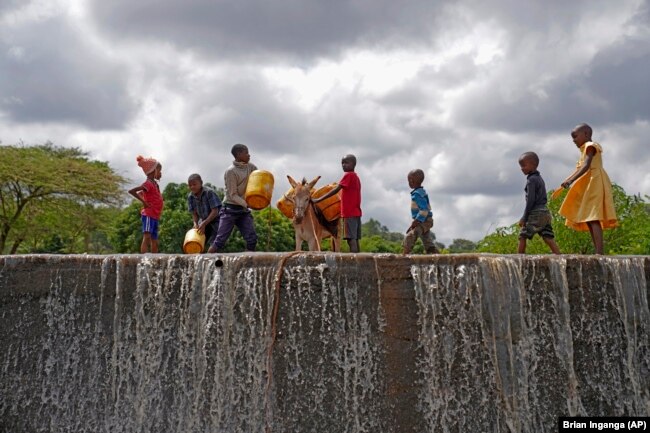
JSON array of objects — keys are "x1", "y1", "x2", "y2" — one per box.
[{"x1": 518, "y1": 152, "x2": 561, "y2": 254}]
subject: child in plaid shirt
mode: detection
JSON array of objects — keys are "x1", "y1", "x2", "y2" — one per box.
[{"x1": 187, "y1": 173, "x2": 222, "y2": 251}]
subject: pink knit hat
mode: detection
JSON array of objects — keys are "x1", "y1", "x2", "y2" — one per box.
[{"x1": 137, "y1": 155, "x2": 158, "y2": 174}]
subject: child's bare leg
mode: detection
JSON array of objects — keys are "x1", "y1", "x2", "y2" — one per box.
[
  {"x1": 517, "y1": 238, "x2": 527, "y2": 254},
  {"x1": 587, "y1": 221, "x2": 603, "y2": 254},
  {"x1": 151, "y1": 239, "x2": 159, "y2": 253},
  {"x1": 141, "y1": 233, "x2": 152, "y2": 253},
  {"x1": 543, "y1": 237, "x2": 561, "y2": 255}
]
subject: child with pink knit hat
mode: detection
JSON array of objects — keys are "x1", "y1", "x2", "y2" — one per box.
[{"x1": 128, "y1": 155, "x2": 164, "y2": 253}]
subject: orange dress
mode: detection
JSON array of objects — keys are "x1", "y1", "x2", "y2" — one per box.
[{"x1": 559, "y1": 142, "x2": 617, "y2": 231}]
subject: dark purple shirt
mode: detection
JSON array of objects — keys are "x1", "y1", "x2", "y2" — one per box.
[{"x1": 522, "y1": 171, "x2": 548, "y2": 222}]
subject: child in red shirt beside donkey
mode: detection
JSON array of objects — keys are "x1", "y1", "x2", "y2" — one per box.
[
  {"x1": 314, "y1": 154, "x2": 362, "y2": 252},
  {"x1": 128, "y1": 155, "x2": 164, "y2": 253}
]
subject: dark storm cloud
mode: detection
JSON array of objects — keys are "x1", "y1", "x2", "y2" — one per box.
[
  {"x1": 452, "y1": 1, "x2": 650, "y2": 133},
  {"x1": 0, "y1": 0, "x2": 21, "y2": 15},
  {"x1": 461, "y1": 0, "x2": 624, "y2": 37},
  {"x1": 0, "y1": 15, "x2": 136, "y2": 129},
  {"x1": 379, "y1": 54, "x2": 478, "y2": 109},
  {"x1": 89, "y1": 0, "x2": 449, "y2": 61},
  {"x1": 184, "y1": 69, "x2": 423, "y2": 166},
  {"x1": 584, "y1": 40, "x2": 650, "y2": 123},
  {"x1": 185, "y1": 73, "x2": 312, "y2": 153},
  {"x1": 454, "y1": 46, "x2": 650, "y2": 133}
]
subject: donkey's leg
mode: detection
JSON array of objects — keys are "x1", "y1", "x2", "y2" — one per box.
[
  {"x1": 307, "y1": 236, "x2": 321, "y2": 251},
  {"x1": 294, "y1": 229, "x2": 303, "y2": 251},
  {"x1": 331, "y1": 235, "x2": 340, "y2": 252},
  {"x1": 306, "y1": 206, "x2": 322, "y2": 251}
]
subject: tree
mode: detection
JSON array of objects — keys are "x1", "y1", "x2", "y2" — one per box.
[
  {"x1": 362, "y1": 218, "x2": 405, "y2": 242},
  {"x1": 0, "y1": 144, "x2": 126, "y2": 254},
  {"x1": 477, "y1": 184, "x2": 650, "y2": 255},
  {"x1": 448, "y1": 238, "x2": 477, "y2": 253}
]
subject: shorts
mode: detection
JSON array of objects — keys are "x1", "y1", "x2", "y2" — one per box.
[
  {"x1": 341, "y1": 217, "x2": 362, "y2": 240},
  {"x1": 403, "y1": 217, "x2": 437, "y2": 253},
  {"x1": 141, "y1": 215, "x2": 160, "y2": 240},
  {"x1": 519, "y1": 209, "x2": 555, "y2": 240}
]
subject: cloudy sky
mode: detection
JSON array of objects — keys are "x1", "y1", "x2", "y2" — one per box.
[{"x1": 1, "y1": 0, "x2": 649, "y2": 245}]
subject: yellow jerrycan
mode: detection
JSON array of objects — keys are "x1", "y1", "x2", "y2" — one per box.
[
  {"x1": 183, "y1": 228, "x2": 205, "y2": 254},
  {"x1": 245, "y1": 170, "x2": 274, "y2": 210},
  {"x1": 276, "y1": 187, "x2": 295, "y2": 219},
  {"x1": 312, "y1": 183, "x2": 341, "y2": 221}
]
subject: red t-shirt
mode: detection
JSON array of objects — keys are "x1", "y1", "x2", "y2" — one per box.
[
  {"x1": 140, "y1": 179, "x2": 164, "y2": 220},
  {"x1": 339, "y1": 171, "x2": 362, "y2": 217}
]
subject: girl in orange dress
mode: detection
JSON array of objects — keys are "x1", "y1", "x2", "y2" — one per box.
[{"x1": 559, "y1": 123, "x2": 617, "y2": 254}]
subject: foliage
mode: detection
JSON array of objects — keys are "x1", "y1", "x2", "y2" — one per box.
[
  {"x1": 362, "y1": 218, "x2": 404, "y2": 243},
  {"x1": 448, "y1": 238, "x2": 478, "y2": 253},
  {"x1": 0, "y1": 143, "x2": 126, "y2": 254},
  {"x1": 22, "y1": 202, "x2": 118, "y2": 254},
  {"x1": 360, "y1": 235, "x2": 402, "y2": 253},
  {"x1": 477, "y1": 184, "x2": 650, "y2": 255},
  {"x1": 109, "y1": 201, "x2": 144, "y2": 253}
]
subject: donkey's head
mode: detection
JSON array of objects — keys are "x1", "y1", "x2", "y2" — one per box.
[{"x1": 287, "y1": 175, "x2": 320, "y2": 224}]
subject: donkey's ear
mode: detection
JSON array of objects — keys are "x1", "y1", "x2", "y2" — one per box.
[
  {"x1": 287, "y1": 175, "x2": 298, "y2": 188},
  {"x1": 307, "y1": 176, "x2": 321, "y2": 190}
]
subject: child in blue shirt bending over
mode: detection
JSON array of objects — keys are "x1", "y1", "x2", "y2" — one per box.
[
  {"x1": 518, "y1": 152, "x2": 561, "y2": 254},
  {"x1": 403, "y1": 169, "x2": 439, "y2": 254}
]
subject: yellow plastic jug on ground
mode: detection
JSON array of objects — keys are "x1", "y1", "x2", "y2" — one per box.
[
  {"x1": 245, "y1": 170, "x2": 274, "y2": 210},
  {"x1": 183, "y1": 228, "x2": 205, "y2": 254},
  {"x1": 312, "y1": 183, "x2": 341, "y2": 221},
  {"x1": 276, "y1": 187, "x2": 295, "y2": 219}
]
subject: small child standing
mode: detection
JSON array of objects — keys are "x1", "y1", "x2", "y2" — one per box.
[
  {"x1": 403, "y1": 169, "x2": 438, "y2": 254},
  {"x1": 187, "y1": 173, "x2": 222, "y2": 251},
  {"x1": 517, "y1": 152, "x2": 560, "y2": 254},
  {"x1": 208, "y1": 144, "x2": 258, "y2": 253},
  {"x1": 313, "y1": 154, "x2": 362, "y2": 252},
  {"x1": 559, "y1": 123, "x2": 617, "y2": 254},
  {"x1": 128, "y1": 155, "x2": 164, "y2": 253}
]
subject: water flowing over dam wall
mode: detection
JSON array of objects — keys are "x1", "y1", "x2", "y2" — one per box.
[{"x1": 1, "y1": 254, "x2": 648, "y2": 432}]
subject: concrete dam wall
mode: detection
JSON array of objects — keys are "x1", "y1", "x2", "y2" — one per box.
[{"x1": 0, "y1": 254, "x2": 648, "y2": 432}]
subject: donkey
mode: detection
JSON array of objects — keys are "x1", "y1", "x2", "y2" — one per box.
[{"x1": 285, "y1": 175, "x2": 340, "y2": 252}]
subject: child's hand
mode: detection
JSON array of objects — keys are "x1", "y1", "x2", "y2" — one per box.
[
  {"x1": 561, "y1": 179, "x2": 572, "y2": 189},
  {"x1": 518, "y1": 219, "x2": 525, "y2": 227}
]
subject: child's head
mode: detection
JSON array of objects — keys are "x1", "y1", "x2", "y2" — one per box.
[
  {"x1": 137, "y1": 155, "x2": 159, "y2": 177},
  {"x1": 571, "y1": 123, "x2": 593, "y2": 147},
  {"x1": 407, "y1": 169, "x2": 425, "y2": 189},
  {"x1": 341, "y1": 154, "x2": 357, "y2": 172},
  {"x1": 231, "y1": 143, "x2": 250, "y2": 163},
  {"x1": 188, "y1": 173, "x2": 203, "y2": 195},
  {"x1": 518, "y1": 152, "x2": 539, "y2": 175}
]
